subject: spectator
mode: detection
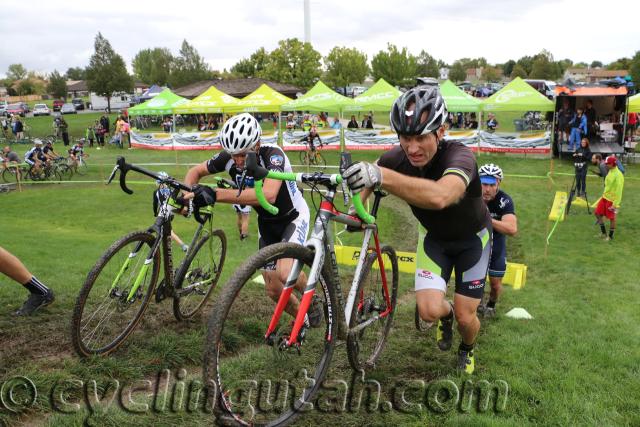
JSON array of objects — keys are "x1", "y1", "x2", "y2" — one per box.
[
  {"x1": 0, "y1": 245, "x2": 55, "y2": 316},
  {"x1": 286, "y1": 114, "x2": 296, "y2": 130},
  {"x1": 627, "y1": 111, "x2": 638, "y2": 140},
  {"x1": 271, "y1": 113, "x2": 277, "y2": 129},
  {"x1": 59, "y1": 117, "x2": 69, "y2": 146},
  {"x1": 1, "y1": 115, "x2": 8, "y2": 137},
  {"x1": 100, "y1": 115, "x2": 110, "y2": 139},
  {"x1": 486, "y1": 113, "x2": 499, "y2": 132},
  {"x1": 95, "y1": 121, "x2": 105, "y2": 149},
  {"x1": 302, "y1": 114, "x2": 312, "y2": 132},
  {"x1": 573, "y1": 138, "x2": 592, "y2": 197},
  {"x1": 330, "y1": 116, "x2": 342, "y2": 129},
  {"x1": 594, "y1": 155, "x2": 624, "y2": 241},
  {"x1": 14, "y1": 117, "x2": 24, "y2": 140},
  {"x1": 114, "y1": 116, "x2": 125, "y2": 148},
  {"x1": 465, "y1": 113, "x2": 478, "y2": 129},
  {"x1": 557, "y1": 98, "x2": 574, "y2": 145},
  {"x1": 584, "y1": 99, "x2": 597, "y2": 136},
  {"x1": 52, "y1": 116, "x2": 61, "y2": 139},
  {"x1": 591, "y1": 154, "x2": 608, "y2": 179},
  {"x1": 162, "y1": 116, "x2": 172, "y2": 133},
  {"x1": 347, "y1": 115, "x2": 359, "y2": 129},
  {"x1": 85, "y1": 125, "x2": 96, "y2": 148},
  {"x1": 568, "y1": 109, "x2": 587, "y2": 151},
  {"x1": 364, "y1": 115, "x2": 374, "y2": 129},
  {"x1": 121, "y1": 117, "x2": 131, "y2": 149}
]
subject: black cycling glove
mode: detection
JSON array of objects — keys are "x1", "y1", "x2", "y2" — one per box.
[{"x1": 192, "y1": 184, "x2": 217, "y2": 208}]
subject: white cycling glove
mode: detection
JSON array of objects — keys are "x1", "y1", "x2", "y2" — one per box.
[{"x1": 343, "y1": 162, "x2": 382, "y2": 194}]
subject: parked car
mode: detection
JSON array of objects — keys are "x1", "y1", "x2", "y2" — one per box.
[
  {"x1": 0, "y1": 101, "x2": 7, "y2": 116},
  {"x1": 72, "y1": 98, "x2": 85, "y2": 110},
  {"x1": 60, "y1": 103, "x2": 77, "y2": 114},
  {"x1": 6, "y1": 103, "x2": 26, "y2": 117},
  {"x1": 52, "y1": 99, "x2": 65, "y2": 112},
  {"x1": 33, "y1": 103, "x2": 51, "y2": 116},
  {"x1": 350, "y1": 86, "x2": 367, "y2": 97}
]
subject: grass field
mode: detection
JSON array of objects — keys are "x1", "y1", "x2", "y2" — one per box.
[{"x1": 1, "y1": 146, "x2": 639, "y2": 426}]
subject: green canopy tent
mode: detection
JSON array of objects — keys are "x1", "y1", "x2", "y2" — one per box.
[
  {"x1": 128, "y1": 88, "x2": 189, "y2": 115},
  {"x1": 628, "y1": 93, "x2": 640, "y2": 113},
  {"x1": 440, "y1": 80, "x2": 482, "y2": 112},
  {"x1": 173, "y1": 85, "x2": 240, "y2": 114},
  {"x1": 344, "y1": 78, "x2": 402, "y2": 112},
  {"x1": 225, "y1": 84, "x2": 292, "y2": 113},
  {"x1": 282, "y1": 80, "x2": 353, "y2": 112},
  {"x1": 482, "y1": 77, "x2": 554, "y2": 112}
]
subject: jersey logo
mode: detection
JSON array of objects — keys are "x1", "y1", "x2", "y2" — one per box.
[
  {"x1": 417, "y1": 270, "x2": 433, "y2": 280},
  {"x1": 269, "y1": 154, "x2": 284, "y2": 167},
  {"x1": 499, "y1": 197, "x2": 509, "y2": 210}
]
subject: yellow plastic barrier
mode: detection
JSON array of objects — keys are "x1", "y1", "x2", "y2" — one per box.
[
  {"x1": 548, "y1": 191, "x2": 567, "y2": 221},
  {"x1": 334, "y1": 245, "x2": 527, "y2": 289}
]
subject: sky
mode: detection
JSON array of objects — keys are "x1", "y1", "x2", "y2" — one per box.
[{"x1": 0, "y1": 0, "x2": 637, "y2": 78}]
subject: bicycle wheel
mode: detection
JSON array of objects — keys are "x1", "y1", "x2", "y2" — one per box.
[
  {"x1": 58, "y1": 164, "x2": 73, "y2": 180},
  {"x1": 2, "y1": 167, "x2": 19, "y2": 183},
  {"x1": 311, "y1": 151, "x2": 326, "y2": 170},
  {"x1": 347, "y1": 245, "x2": 398, "y2": 371},
  {"x1": 204, "y1": 242, "x2": 337, "y2": 426},
  {"x1": 173, "y1": 229, "x2": 227, "y2": 320},
  {"x1": 71, "y1": 231, "x2": 160, "y2": 357},
  {"x1": 298, "y1": 150, "x2": 308, "y2": 167},
  {"x1": 75, "y1": 158, "x2": 88, "y2": 176}
]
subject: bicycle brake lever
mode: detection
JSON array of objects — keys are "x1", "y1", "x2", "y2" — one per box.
[{"x1": 115, "y1": 157, "x2": 133, "y2": 194}]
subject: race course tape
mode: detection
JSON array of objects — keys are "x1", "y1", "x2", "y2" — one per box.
[{"x1": 334, "y1": 245, "x2": 527, "y2": 289}]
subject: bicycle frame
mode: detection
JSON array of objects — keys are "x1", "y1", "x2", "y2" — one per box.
[{"x1": 264, "y1": 184, "x2": 391, "y2": 348}]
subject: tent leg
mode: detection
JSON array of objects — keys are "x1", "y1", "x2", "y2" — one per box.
[{"x1": 550, "y1": 111, "x2": 557, "y2": 160}]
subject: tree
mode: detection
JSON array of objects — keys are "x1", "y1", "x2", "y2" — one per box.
[
  {"x1": 416, "y1": 50, "x2": 440, "y2": 78},
  {"x1": 515, "y1": 56, "x2": 534, "y2": 75},
  {"x1": 590, "y1": 60, "x2": 603, "y2": 68},
  {"x1": 17, "y1": 80, "x2": 35, "y2": 96},
  {"x1": 47, "y1": 70, "x2": 67, "y2": 99},
  {"x1": 259, "y1": 38, "x2": 322, "y2": 89},
  {"x1": 132, "y1": 47, "x2": 174, "y2": 85},
  {"x1": 323, "y1": 46, "x2": 368, "y2": 91},
  {"x1": 510, "y1": 64, "x2": 528, "y2": 79},
  {"x1": 529, "y1": 50, "x2": 559, "y2": 80},
  {"x1": 607, "y1": 57, "x2": 631, "y2": 70},
  {"x1": 85, "y1": 33, "x2": 133, "y2": 112},
  {"x1": 169, "y1": 39, "x2": 211, "y2": 88},
  {"x1": 483, "y1": 66, "x2": 501, "y2": 82},
  {"x1": 502, "y1": 60, "x2": 516, "y2": 78},
  {"x1": 7, "y1": 64, "x2": 27, "y2": 81},
  {"x1": 371, "y1": 44, "x2": 418, "y2": 87},
  {"x1": 457, "y1": 57, "x2": 487, "y2": 70},
  {"x1": 630, "y1": 51, "x2": 640, "y2": 89},
  {"x1": 65, "y1": 67, "x2": 86, "y2": 80},
  {"x1": 448, "y1": 61, "x2": 466, "y2": 83},
  {"x1": 574, "y1": 62, "x2": 588, "y2": 68},
  {"x1": 230, "y1": 47, "x2": 269, "y2": 78}
]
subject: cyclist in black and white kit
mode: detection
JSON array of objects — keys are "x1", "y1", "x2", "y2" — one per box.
[
  {"x1": 24, "y1": 140, "x2": 47, "y2": 174},
  {"x1": 184, "y1": 113, "x2": 313, "y2": 320},
  {"x1": 344, "y1": 86, "x2": 492, "y2": 374}
]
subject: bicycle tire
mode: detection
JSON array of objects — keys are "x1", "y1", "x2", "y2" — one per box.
[
  {"x1": 312, "y1": 152, "x2": 326, "y2": 170},
  {"x1": 75, "y1": 158, "x2": 88, "y2": 176},
  {"x1": 204, "y1": 242, "x2": 338, "y2": 427},
  {"x1": 71, "y1": 231, "x2": 160, "y2": 357},
  {"x1": 2, "y1": 167, "x2": 18, "y2": 183},
  {"x1": 173, "y1": 229, "x2": 227, "y2": 320},
  {"x1": 298, "y1": 150, "x2": 308, "y2": 167},
  {"x1": 346, "y1": 245, "x2": 398, "y2": 371}
]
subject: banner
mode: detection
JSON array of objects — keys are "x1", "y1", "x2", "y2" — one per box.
[
  {"x1": 478, "y1": 130, "x2": 551, "y2": 154},
  {"x1": 344, "y1": 129, "x2": 398, "y2": 150},
  {"x1": 130, "y1": 131, "x2": 278, "y2": 151},
  {"x1": 443, "y1": 130, "x2": 480, "y2": 152},
  {"x1": 282, "y1": 129, "x2": 341, "y2": 151}
]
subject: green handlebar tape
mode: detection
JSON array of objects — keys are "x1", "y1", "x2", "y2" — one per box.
[
  {"x1": 352, "y1": 194, "x2": 375, "y2": 224},
  {"x1": 255, "y1": 180, "x2": 279, "y2": 215}
]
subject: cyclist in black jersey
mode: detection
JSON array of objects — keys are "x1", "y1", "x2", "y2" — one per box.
[
  {"x1": 344, "y1": 86, "x2": 491, "y2": 374},
  {"x1": 300, "y1": 125, "x2": 322, "y2": 151},
  {"x1": 42, "y1": 141, "x2": 60, "y2": 161},
  {"x1": 183, "y1": 113, "x2": 314, "y2": 321}
]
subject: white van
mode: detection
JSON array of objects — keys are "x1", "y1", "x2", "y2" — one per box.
[
  {"x1": 524, "y1": 80, "x2": 556, "y2": 99},
  {"x1": 89, "y1": 93, "x2": 134, "y2": 111}
]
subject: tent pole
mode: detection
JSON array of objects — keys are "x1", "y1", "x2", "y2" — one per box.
[
  {"x1": 622, "y1": 100, "x2": 628, "y2": 152},
  {"x1": 278, "y1": 112, "x2": 282, "y2": 147},
  {"x1": 550, "y1": 110, "x2": 557, "y2": 160},
  {"x1": 478, "y1": 109, "x2": 483, "y2": 155}
]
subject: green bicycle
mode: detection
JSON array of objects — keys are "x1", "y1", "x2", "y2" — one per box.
[{"x1": 71, "y1": 157, "x2": 230, "y2": 357}]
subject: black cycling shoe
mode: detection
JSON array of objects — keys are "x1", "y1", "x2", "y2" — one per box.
[
  {"x1": 308, "y1": 295, "x2": 324, "y2": 328},
  {"x1": 15, "y1": 290, "x2": 55, "y2": 316},
  {"x1": 436, "y1": 302, "x2": 454, "y2": 351}
]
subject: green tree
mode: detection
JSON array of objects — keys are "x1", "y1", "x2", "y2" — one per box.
[
  {"x1": 65, "y1": 67, "x2": 86, "y2": 80},
  {"x1": 556, "y1": 58, "x2": 573, "y2": 76},
  {"x1": 259, "y1": 38, "x2": 322, "y2": 89},
  {"x1": 416, "y1": 50, "x2": 440, "y2": 78},
  {"x1": 323, "y1": 46, "x2": 368, "y2": 92},
  {"x1": 574, "y1": 62, "x2": 588, "y2": 68},
  {"x1": 169, "y1": 39, "x2": 211, "y2": 88},
  {"x1": 132, "y1": 47, "x2": 174, "y2": 85},
  {"x1": 371, "y1": 44, "x2": 418, "y2": 87},
  {"x1": 85, "y1": 33, "x2": 133, "y2": 112},
  {"x1": 515, "y1": 56, "x2": 534, "y2": 75},
  {"x1": 230, "y1": 47, "x2": 269, "y2": 78},
  {"x1": 483, "y1": 66, "x2": 501, "y2": 82},
  {"x1": 7, "y1": 64, "x2": 27, "y2": 81},
  {"x1": 502, "y1": 60, "x2": 516, "y2": 78},
  {"x1": 630, "y1": 51, "x2": 640, "y2": 88},
  {"x1": 457, "y1": 57, "x2": 487, "y2": 70},
  {"x1": 607, "y1": 57, "x2": 631, "y2": 70},
  {"x1": 47, "y1": 70, "x2": 68, "y2": 99},
  {"x1": 510, "y1": 63, "x2": 528, "y2": 78},
  {"x1": 448, "y1": 61, "x2": 466, "y2": 83},
  {"x1": 529, "y1": 50, "x2": 559, "y2": 79},
  {"x1": 17, "y1": 79, "x2": 35, "y2": 95},
  {"x1": 590, "y1": 60, "x2": 603, "y2": 68}
]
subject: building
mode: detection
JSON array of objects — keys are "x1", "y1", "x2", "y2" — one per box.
[
  {"x1": 174, "y1": 78, "x2": 302, "y2": 99},
  {"x1": 466, "y1": 68, "x2": 482, "y2": 81},
  {"x1": 439, "y1": 68, "x2": 449, "y2": 80},
  {"x1": 563, "y1": 68, "x2": 628, "y2": 83},
  {"x1": 66, "y1": 80, "x2": 148, "y2": 98}
]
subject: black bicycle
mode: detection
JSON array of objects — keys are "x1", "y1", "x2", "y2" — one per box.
[{"x1": 71, "y1": 157, "x2": 229, "y2": 357}]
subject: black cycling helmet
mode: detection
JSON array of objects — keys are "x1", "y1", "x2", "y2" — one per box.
[{"x1": 390, "y1": 86, "x2": 447, "y2": 136}]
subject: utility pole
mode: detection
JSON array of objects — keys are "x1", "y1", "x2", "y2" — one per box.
[{"x1": 304, "y1": 0, "x2": 311, "y2": 43}]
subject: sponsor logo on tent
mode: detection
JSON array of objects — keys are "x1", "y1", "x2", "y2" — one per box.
[{"x1": 495, "y1": 89, "x2": 529, "y2": 104}]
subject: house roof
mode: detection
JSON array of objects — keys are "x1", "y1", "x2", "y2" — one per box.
[
  {"x1": 66, "y1": 80, "x2": 88, "y2": 91},
  {"x1": 174, "y1": 78, "x2": 302, "y2": 99},
  {"x1": 589, "y1": 69, "x2": 628, "y2": 78}
]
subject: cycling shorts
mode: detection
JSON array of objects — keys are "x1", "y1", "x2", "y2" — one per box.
[
  {"x1": 488, "y1": 236, "x2": 507, "y2": 278},
  {"x1": 25, "y1": 158, "x2": 35, "y2": 166},
  {"x1": 415, "y1": 225, "x2": 491, "y2": 299},
  {"x1": 233, "y1": 204, "x2": 252, "y2": 215},
  {"x1": 258, "y1": 203, "x2": 310, "y2": 271}
]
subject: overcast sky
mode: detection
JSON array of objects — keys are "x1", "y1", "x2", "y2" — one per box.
[{"x1": 1, "y1": 0, "x2": 637, "y2": 78}]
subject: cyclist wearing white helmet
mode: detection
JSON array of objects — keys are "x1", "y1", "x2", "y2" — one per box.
[
  {"x1": 478, "y1": 164, "x2": 517, "y2": 318},
  {"x1": 344, "y1": 85, "x2": 492, "y2": 374},
  {"x1": 24, "y1": 139, "x2": 47, "y2": 175},
  {"x1": 184, "y1": 113, "x2": 313, "y2": 320}
]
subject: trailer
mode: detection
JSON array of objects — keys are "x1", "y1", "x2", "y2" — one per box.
[{"x1": 89, "y1": 93, "x2": 134, "y2": 112}]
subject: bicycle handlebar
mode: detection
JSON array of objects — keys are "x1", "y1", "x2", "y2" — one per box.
[{"x1": 245, "y1": 152, "x2": 374, "y2": 224}]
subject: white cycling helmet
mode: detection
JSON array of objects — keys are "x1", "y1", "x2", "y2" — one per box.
[
  {"x1": 220, "y1": 113, "x2": 261, "y2": 155},
  {"x1": 34, "y1": 138, "x2": 43, "y2": 146},
  {"x1": 478, "y1": 163, "x2": 503, "y2": 184}
]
